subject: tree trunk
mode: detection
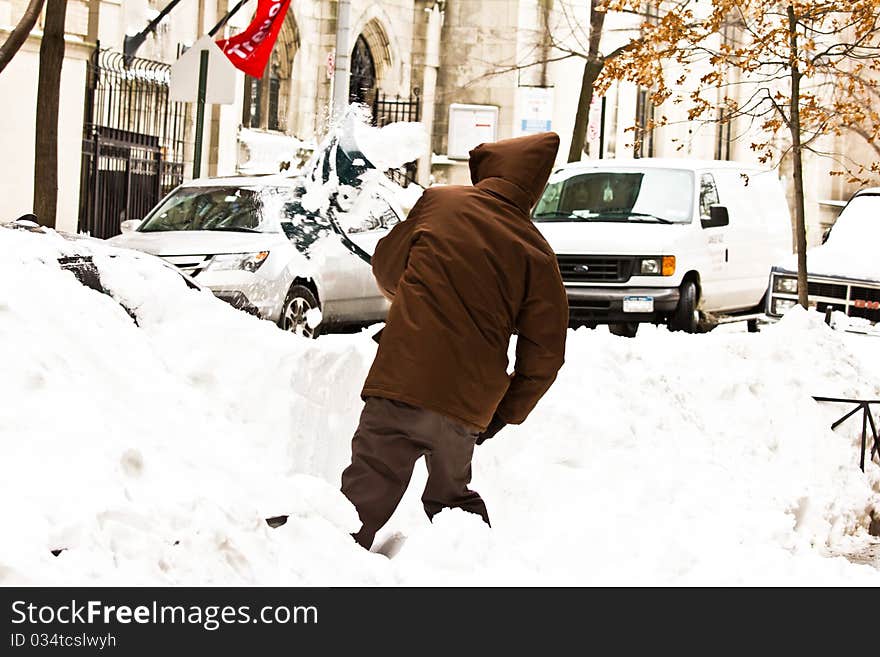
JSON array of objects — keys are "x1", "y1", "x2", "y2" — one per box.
[
  {"x1": 787, "y1": 5, "x2": 808, "y2": 309},
  {"x1": 33, "y1": 0, "x2": 67, "y2": 228},
  {"x1": 568, "y1": 0, "x2": 607, "y2": 162},
  {"x1": 568, "y1": 60, "x2": 604, "y2": 163},
  {"x1": 0, "y1": 0, "x2": 46, "y2": 74}
]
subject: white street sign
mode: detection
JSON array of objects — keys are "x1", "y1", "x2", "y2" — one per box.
[
  {"x1": 169, "y1": 35, "x2": 237, "y2": 104},
  {"x1": 516, "y1": 86, "x2": 553, "y2": 137}
]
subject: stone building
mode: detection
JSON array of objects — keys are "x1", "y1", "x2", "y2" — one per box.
[
  {"x1": 0, "y1": 0, "x2": 871, "y2": 243},
  {"x1": 0, "y1": 0, "x2": 588, "y2": 236}
]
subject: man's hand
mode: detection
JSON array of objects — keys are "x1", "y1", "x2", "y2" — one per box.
[{"x1": 476, "y1": 413, "x2": 506, "y2": 445}]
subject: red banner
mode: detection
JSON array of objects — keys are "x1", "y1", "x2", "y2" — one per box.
[{"x1": 216, "y1": 0, "x2": 291, "y2": 78}]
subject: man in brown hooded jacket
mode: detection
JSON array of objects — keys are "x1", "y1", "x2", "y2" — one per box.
[{"x1": 340, "y1": 131, "x2": 568, "y2": 550}]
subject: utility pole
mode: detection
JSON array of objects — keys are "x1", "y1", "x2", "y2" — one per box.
[
  {"x1": 192, "y1": 49, "x2": 209, "y2": 179},
  {"x1": 332, "y1": 0, "x2": 352, "y2": 119},
  {"x1": 417, "y1": 1, "x2": 444, "y2": 186}
]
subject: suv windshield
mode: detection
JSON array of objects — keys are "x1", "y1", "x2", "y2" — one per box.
[
  {"x1": 139, "y1": 185, "x2": 294, "y2": 233},
  {"x1": 533, "y1": 169, "x2": 694, "y2": 224}
]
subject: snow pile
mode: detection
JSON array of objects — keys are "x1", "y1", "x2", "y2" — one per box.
[
  {"x1": 237, "y1": 128, "x2": 316, "y2": 175},
  {"x1": 1, "y1": 226, "x2": 879, "y2": 585},
  {"x1": 0, "y1": 227, "x2": 383, "y2": 585},
  {"x1": 390, "y1": 183, "x2": 425, "y2": 214},
  {"x1": 353, "y1": 120, "x2": 427, "y2": 172}
]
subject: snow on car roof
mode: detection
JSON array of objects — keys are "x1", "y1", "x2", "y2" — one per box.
[{"x1": 779, "y1": 189, "x2": 880, "y2": 283}]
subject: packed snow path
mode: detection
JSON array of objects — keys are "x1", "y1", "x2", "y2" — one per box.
[{"x1": 1, "y1": 227, "x2": 879, "y2": 585}]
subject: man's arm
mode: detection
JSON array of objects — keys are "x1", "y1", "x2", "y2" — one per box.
[
  {"x1": 371, "y1": 192, "x2": 431, "y2": 300},
  {"x1": 493, "y1": 255, "x2": 568, "y2": 425}
]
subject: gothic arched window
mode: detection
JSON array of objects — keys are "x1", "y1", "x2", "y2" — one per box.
[
  {"x1": 240, "y1": 13, "x2": 298, "y2": 132},
  {"x1": 349, "y1": 35, "x2": 376, "y2": 105}
]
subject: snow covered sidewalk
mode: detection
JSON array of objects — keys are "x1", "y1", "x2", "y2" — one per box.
[{"x1": 1, "y1": 226, "x2": 879, "y2": 585}]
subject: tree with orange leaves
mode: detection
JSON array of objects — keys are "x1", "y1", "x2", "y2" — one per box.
[{"x1": 600, "y1": 0, "x2": 880, "y2": 308}]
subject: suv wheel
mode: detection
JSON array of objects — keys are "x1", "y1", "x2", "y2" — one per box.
[{"x1": 280, "y1": 285, "x2": 320, "y2": 338}]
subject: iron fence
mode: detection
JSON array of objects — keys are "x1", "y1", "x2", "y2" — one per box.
[
  {"x1": 372, "y1": 91, "x2": 421, "y2": 187},
  {"x1": 78, "y1": 49, "x2": 188, "y2": 238}
]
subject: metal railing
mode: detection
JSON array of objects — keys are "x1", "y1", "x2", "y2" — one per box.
[
  {"x1": 372, "y1": 91, "x2": 420, "y2": 187},
  {"x1": 814, "y1": 397, "x2": 880, "y2": 472},
  {"x1": 78, "y1": 48, "x2": 189, "y2": 238}
]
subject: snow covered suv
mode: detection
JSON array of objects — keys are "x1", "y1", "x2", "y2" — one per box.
[{"x1": 108, "y1": 129, "x2": 406, "y2": 337}]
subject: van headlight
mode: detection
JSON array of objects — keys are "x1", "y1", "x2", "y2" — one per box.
[
  {"x1": 773, "y1": 276, "x2": 798, "y2": 294},
  {"x1": 640, "y1": 256, "x2": 675, "y2": 276},
  {"x1": 205, "y1": 251, "x2": 269, "y2": 273}
]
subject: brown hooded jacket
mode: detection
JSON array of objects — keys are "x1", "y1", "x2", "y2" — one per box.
[{"x1": 362, "y1": 132, "x2": 568, "y2": 431}]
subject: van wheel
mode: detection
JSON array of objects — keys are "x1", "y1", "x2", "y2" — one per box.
[
  {"x1": 280, "y1": 285, "x2": 321, "y2": 338},
  {"x1": 609, "y1": 322, "x2": 639, "y2": 338},
  {"x1": 668, "y1": 281, "x2": 698, "y2": 333}
]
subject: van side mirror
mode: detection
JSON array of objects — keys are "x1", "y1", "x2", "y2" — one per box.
[
  {"x1": 821, "y1": 226, "x2": 832, "y2": 244},
  {"x1": 701, "y1": 205, "x2": 729, "y2": 229}
]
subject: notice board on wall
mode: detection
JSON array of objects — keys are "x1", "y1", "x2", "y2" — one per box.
[{"x1": 447, "y1": 104, "x2": 499, "y2": 159}]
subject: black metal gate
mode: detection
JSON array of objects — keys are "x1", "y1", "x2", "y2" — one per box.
[
  {"x1": 372, "y1": 91, "x2": 421, "y2": 186},
  {"x1": 78, "y1": 49, "x2": 188, "y2": 238}
]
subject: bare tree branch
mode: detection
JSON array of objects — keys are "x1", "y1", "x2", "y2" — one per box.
[{"x1": 0, "y1": 0, "x2": 47, "y2": 74}]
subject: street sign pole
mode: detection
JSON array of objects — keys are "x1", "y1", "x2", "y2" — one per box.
[
  {"x1": 192, "y1": 49, "x2": 209, "y2": 179},
  {"x1": 170, "y1": 37, "x2": 235, "y2": 178}
]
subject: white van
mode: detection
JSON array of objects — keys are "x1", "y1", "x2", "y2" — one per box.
[{"x1": 532, "y1": 158, "x2": 792, "y2": 336}]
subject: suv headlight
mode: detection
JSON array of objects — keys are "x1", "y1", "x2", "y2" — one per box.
[
  {"x1": 773, "y1": 276, "x2": 798, "y2": 294},
  {"x1": 640, "y1": 256, "x2": 676, "y2": 276},
  {"x1": 205, "y1": 251, "x2": 269, "y2": 273}
]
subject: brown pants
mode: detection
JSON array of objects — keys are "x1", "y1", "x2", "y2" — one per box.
[{"x1": 340, "y1": 397, "x2": 490, "y2": 549}]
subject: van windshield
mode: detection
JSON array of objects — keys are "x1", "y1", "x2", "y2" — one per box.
[{"x1": 533, "y1": 169, "x2": 694, "y2": 224}]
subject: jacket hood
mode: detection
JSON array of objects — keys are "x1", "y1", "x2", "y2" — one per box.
[{"x1": 469, "y1": 132, "x2": 560, "y2": 213}]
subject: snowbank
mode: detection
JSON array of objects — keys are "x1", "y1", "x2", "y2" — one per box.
[{"x1": 1, "y1": 227, "x2": 879, "y2": 585}]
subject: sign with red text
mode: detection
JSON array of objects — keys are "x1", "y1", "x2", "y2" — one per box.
[{"x1": 216, "y1": 0, "x2": 291, "y2": 78}]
